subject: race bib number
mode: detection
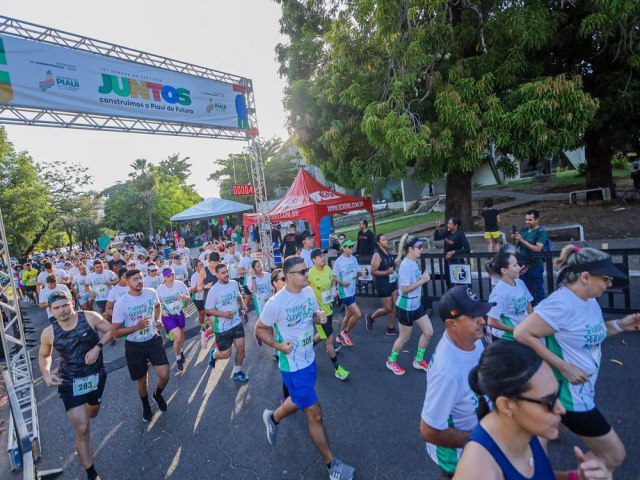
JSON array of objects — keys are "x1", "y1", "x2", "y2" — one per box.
[
  {"x1": 299, "y1": 333, "x2": 313, "y2": 349},
  {"x1": 166, "y1": 300, "x2": 183, "y2": 315},
  {"x1": 94, "y1": 284, "x2": 108, "y2": 297},
  {"x1": 388, "y1": 272, "x2": 398, "y2": 283},
  {"x1": 321, "y1": 290, "x2": 334, "y2": 304},
  {"x1": 73, "y1": 373, "x2": 99, "y2": 396}
]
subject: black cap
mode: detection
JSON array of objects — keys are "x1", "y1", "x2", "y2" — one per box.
[
  {"x1": 117, "y1": 266, "x2": 128, "y2": 277},
  {"x1": 310, "y1": 248, "x2": 323, "y2": 259},
  {"x1": 438, "y1": 286, "x2": 495, "y2": 320},
  {"x1": 300, "y1": 230, "x2": 315, "y2": 240}
]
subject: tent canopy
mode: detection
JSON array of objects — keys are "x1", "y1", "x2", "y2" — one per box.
[
  {"x1": 243, "y1": 169, "x2": 375, "y2": 247},
  {"x1": 170, "y1": 197, "x2": 253, "y2": 223}
]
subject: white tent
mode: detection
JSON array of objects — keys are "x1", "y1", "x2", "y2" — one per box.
[{"x1": 170, "y1": 197, "x2": 253, "y2": 222}]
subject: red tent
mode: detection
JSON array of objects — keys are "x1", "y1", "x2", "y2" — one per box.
[{"x1": 243, "y1": 168, "x2": 376, "y2": 248}]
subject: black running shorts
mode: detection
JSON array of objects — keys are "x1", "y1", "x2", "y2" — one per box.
[
  {"x1": 561, "y1": 407, "x2": 612, "y2": 438},
  {"x1": 124, "y1": 335, "x2": 169, "y2": 381},
  {"x1": 58, "y1": 371, "x2": 107, "y2": 412},
  {"x1": 397, "y1": 305, "x2": 427, "y2": 327},
  {"x1": 215, "y1": 323, "x2": 245, "y2": 352}
]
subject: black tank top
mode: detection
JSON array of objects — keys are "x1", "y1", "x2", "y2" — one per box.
[
  {"x1": 374, "y1": 247, "x2": 397, "y2": 288},
  {"x1": 53, "y1": 311, "x2": 104, "y2": 384},
  {"x1": 202, "y1": 265, "x2": 218, "y2": 302}
]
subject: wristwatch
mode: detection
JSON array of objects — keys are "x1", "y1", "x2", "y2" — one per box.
[{"x1": 97, "y1": 342, "x2": 104, "y2": 349}]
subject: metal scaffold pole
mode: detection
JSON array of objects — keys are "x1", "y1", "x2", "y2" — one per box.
[{"x1": 0, "y1": 206, "x2": 41, "y2": 468}]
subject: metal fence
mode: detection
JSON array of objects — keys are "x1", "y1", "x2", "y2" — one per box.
[{"x1": 329, "y1": 248, "x2": 640, "y2": 315}]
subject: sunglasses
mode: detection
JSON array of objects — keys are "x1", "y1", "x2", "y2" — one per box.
[
  {"x1": 515, "y1": 388, "x2": 561, "y2": 413},
  {"x1": 277, "y1": 277, "x2": 286, "y2": 282},
  {"x1": 289, "y1": 268, "x2": 309, "y2": 276}
]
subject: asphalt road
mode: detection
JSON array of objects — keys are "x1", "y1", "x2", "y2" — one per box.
[{"x1": 5, "y1": 299, "x2": 640, "y2": 480}]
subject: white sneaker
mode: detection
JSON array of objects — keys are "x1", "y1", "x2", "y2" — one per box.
[{"x1": 200, "y1": 330, "x2": 208, "y2": 349}]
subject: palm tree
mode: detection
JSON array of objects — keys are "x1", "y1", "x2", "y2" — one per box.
[{"x1": 129, "y1": 159, "x2": 159, "y2": 237}]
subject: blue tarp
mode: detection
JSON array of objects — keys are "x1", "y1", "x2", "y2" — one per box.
[{"x1": 170, "y1": 197, "x2": 253, "y2": 222}]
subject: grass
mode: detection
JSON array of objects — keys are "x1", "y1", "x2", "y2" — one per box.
[
  {"x1": 336, "y1": 211, "x2": 441, "y2": 240},
  {"x1": 479, "y1": 168, "x2": 632, "y2": 191}
]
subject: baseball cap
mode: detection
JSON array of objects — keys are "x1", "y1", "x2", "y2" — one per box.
[
  {"x1": 341, "y1": 239, "x2": 356, "y2": 248},
  {"x1": 556, "y1": 257, "x2": 627, "y2": 284},
  {"x1": 310, "y1": 248, "x2": 324, "y2": 260},
  {"x1": 300, "y1": 230, "x2": 315, "y2": 240},
  {"x1": 162, "y1": 267, "x2": 175, "y2": 277},
  {"x1": 438, "y1": 286, "x2": 495, "y2": 320},
  {"x1": 47, "y1": 290, "x2": 72, "y2": 306},
  {"x1": 147, "y1": 262, "x2": 158, "y2": 271},
  {"x1": 110, "y1": 248, "x2": 117, "y2": 253},
  {"x1": 407, "y1": 237, "x2": 424, "y2": 248}
]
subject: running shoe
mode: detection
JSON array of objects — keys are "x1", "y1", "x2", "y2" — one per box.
[
  {"x1": 365, "y1": 313, "x2": 374, "y2": 332},
  {"x1": 413, "y1": 359, "x2": 429, "y2": 372},
  {"x1": 180, "y1": 351, "x2": 185, "y2": 363},
  {"x1": 142, "y1": 403, "x2": 153, "y2": 422},
  {"x1": 176, "y1": 359, "x2": 184, "y2": 375},
  {"x1": 386, "y1": 360, "x2": 406, "y2": 375},
  {"x1": 385, "y1": 327, "x2": 399, "y2": 336},
  {"x1": 152, "y1": 390, "x2": 168, "y2": 412},
  {"x1": 166, "y1": 331, "x2": 174, "y2": 341},
  {"x1": 328, "y1": 458, "x2": 355, "y2": 480},
  {"x1": 334, "y1": 342, "x2": 342, "y2": 352},
  {"x1": 208, "y1": 348, "x2": 217, "y2": 369},
  {"x1": 262, "y1": 409, "x2": 278, "y2": 445},
  {"x1": 334, "y1": 365, "x2": 350, "y2": 381},
  {"x1": 336, "y1": 333, "x2": 348, "y2": 347},
  {"x1": 200, "y1": 330, "x2": 208, "y2": 349},
  {"x1": 233, "y1": 371, "x2": 249, "y2": 382},
  {"x1": 342, "y1": 331, "x2": 354, "y2": 346}
]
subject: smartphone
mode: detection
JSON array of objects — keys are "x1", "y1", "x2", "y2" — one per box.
[{"x1": 511, "y1": 225, "x2": 517, "y2": 234}]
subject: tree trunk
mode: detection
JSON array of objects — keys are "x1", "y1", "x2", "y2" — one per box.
[
  {"x1": 147, "y1": 203, "x2": 154, "y2": 238},
  {"x1": 445, "y1": 170, "x2": 474, "y2": 231},
  {"x1": 584, "y1": 129, "x2": 616, "y2": 199},
  {"x1": 21, "y1": 220, "x2": 50, "y2": 261}
]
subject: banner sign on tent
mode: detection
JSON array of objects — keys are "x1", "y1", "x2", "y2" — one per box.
[{"x1": 0, "y1": 35, "x2": 251, "y2": 129}]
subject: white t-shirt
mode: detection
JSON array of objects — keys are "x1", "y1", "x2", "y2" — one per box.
[
  {"x1": 239, "y1": 256, "x2": 254, "y2": 285},
  {"x1": 37, "y1": 268, "x2": 69, "y2": 285},
  {"x1": 106, "y1": 284, "x2": 130, "y2": 304},
  {"x1": 177, "y1": 246, "x2": 191, "y2": 261},
  {"x1": 156, "y1": 281, "x2": 189, "y2": 315},
  {"x1": 299, "y1": 248, "x2": 313, "y2": 269},
  {"x1": 223, "y1": 251, "x2": 242, "y2": 279},
  {"x1": 534, "y1": 286, "x2": 606, "y2": 412},
  {"x1": 74, "y1": 275, "x2": 90, "y2": 303},
  {"x1": 135, "y1": 262, "x2": 148, "y2": 276},
  {"x1": 69, "y1": 266, "x2": 81, "y2": 281},
  {"x1": 487, "y1": 279, "x2": 533, "y2": 340},
  {"x1": 143, "y1": 274, "x2": 163, "y2": 290},
  {"x1": 250, "y1": 272, "x2": 272, "y2": 315},
  {"x1": 198, "y1": 249, "x2": 212, "y2": 263},
  {"x1": 422, "y1": 334, "x2": 483, "y2": 475},
  {"x1": 112, "y1": 288, "x2": 160, "y2": 343},
  {"x1": 259, "y1": 286, "x2": 319, "y2": 373},
  {"x1": 39, "y1": 284, "x2": 71, "y2": 317},
  {"x1": 172, "y1": 263, "x2": 189, "y2": 283},
  {"x1": 204, "y1": 280, "x2": 242, "y2": 333},
  {"x1": 332, "y1": 254, "x2": 359, "y2": 299},
  {"x1": 396, "y1": 257, "x2": 423, "y2": 311},
  {"x1": 190, "y1": 272, "x2": 204, "y2": 301},
  {"x1": 85, "y1": 270, "x2": 117, "y2": 301}
]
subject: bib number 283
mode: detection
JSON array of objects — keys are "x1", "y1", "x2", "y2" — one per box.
[{"x1": 72, "y1": 373, "x2": 99, "y2": 396}]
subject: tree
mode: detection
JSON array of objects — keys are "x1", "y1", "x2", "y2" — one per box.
[
  {"x1": 158, "y1": 154, "x2": 192, "y2": 184},
  {"x1": 129, "y1": 159, "x2": 160, "y2": 237},
  {"x1": 208, "y1": 137, "x2": 299, "y2": 203},
  {"x1": 0, "y1": 127, "x2": 53, "y2": 259},
  {"x1": 275, "y1": 1, "x2": 601, "y2": 225}
]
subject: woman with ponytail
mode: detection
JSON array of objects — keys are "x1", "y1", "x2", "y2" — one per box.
[
  {"x1": 455, "y1": 342, "x2": 610, "y2": 480},
  {"x1": 385, "y1": 234, "x2": 433, "y2": 375},
  {"x1": 485, "y1": 252, "x2": 533, "y2": 341},
  {"x1": 515, "y1": 245, "x2": 640, "y2": 473}
]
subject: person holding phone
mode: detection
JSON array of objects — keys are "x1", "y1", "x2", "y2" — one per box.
[{"x1": 434, "y1": 217, "x2": 471, "y2": 286}]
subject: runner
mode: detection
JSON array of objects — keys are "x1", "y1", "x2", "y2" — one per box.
[
  {"x1": 21, "y1": 261, "x2": 38, "y2": 304},
  {"x1": 367, "y1": 234, "x2": 399, "y2": 335},
  {"x1": 386, "y1": 235, "x2": 433, "y2": 375},
  {"x1": 176, "y1": 237, "x2": 191, "y2": 269},
  {"x1": 38, "y1": 290, "x2": 112, "y2": 480},
  {"x1": 112, "y1": 269, "x2": 170, "y2": 422},
  {"x1": 222, "y1": 242, "x2": 242, "y2": 284},
  {"x1": 143, "y1": 262, "x2": 163, "y2": 290},
  {"x1": 332, "y1": 239, "x2": 361, "y2": 347},
  {"x1": 156, "y1": 267, "x2": 190, "y2": 374},
  {"x1": 238, "y1": 245, "x2": 254, "y2": 311},
  {"x1": 515, "y1": 245, "x2": 640, "y2": 472},
  {"x1": 37, "y1": 261, "x2": 69, "y2": 294},
  {"x1": 197, "y1": 252, "x2": 220, "y2": 348},
  {"x1": 171, "y1": 254, "x2": 189, "y2": 284},
  {"x1": 190, "y1": 260, "x2": 208, "y2": 348},
  {"x1": 248, "y1": 258, "x2": 272, "y2": 317},
  {"x1": 85, "y1": 260, "x2": 118, "y2": 315},
  {"x1": 308, "y1": 249, "x2": 349, "y2": 381},
  {"x1": 103, "y1": 267, "x2": 131, "y2": 345},
  {"x1": 73, "y1": 264, "x2": 93, "y2": 311},
  {"x1": 299, "y1": 231, "x2": 315, "y2": 268},
  {"x1": 134, "y1": 253, "x2": 148, "y2": 276},
  {"x1": 38, "y1": 274, "x2": 72, "y2": 322},
  {"x1": 280, "y1": 224, "x2": 300, "y2": 258},
  {"x1": 205, "y1": 263, "x2": 249, "y2": 382},
  {"x1": 256, "y1": 256, "x2": 355, "y2": 480},
  {"x1": 485, "y1": 251, "x2": 533, "y2": 341},
  {"x1": 420, "y1": 286, "x2": 494, "y2": 476}
]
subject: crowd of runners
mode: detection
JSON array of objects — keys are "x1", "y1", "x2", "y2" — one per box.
[{"x1": 13, "y1": 216, "x2": 640, "y2": 479}]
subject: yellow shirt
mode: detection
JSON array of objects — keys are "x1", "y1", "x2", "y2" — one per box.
[
  {"x1": 308, "y1": 265, "x2": 334, "y2": 315},
  {"x1": 22, "y1": 269, "x2": 37, "y2": 287}
]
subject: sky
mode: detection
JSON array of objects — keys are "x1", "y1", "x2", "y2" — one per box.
[{"x1": 2, "y1": 1, "x2": 289, "y2": 198}]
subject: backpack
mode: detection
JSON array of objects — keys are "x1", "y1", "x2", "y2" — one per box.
[{"x1": 536, "y1": 227, "x2": 554, "y2": 252}]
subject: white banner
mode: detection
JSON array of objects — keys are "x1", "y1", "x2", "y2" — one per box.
[{"x1": 0, "y1": 35, "x2": 251, "y2": 129}]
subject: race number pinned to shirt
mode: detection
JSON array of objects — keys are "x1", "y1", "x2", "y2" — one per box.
[
  {"x1": 321, "y1": 290, "x2": 334, "y2": 305},
  {"x1": 165, "y1": 300, "x2": 184, "y2": 315},
  {"x1": 73, "y1": 373, "x2": 99, "y2": 396},
  {"x1": 388, "y1": 272, "x2": 398, "y2": 283}
]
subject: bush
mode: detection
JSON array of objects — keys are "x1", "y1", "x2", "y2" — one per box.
[
  {"x1": 611, "y1": 155, "x2": 629, "y2": 169},
  {"x1": 576, "y1": 162, "x2": 588, "y2": 176}
]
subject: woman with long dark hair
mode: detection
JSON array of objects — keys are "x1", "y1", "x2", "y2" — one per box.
[
  {"x1": 366, "y1": 233, "x2": 399, "y2": 335},
  {"x1": 455, "y1": 341, "x2": 610, "y2": 479},
  {"x1": 434, "y1": 216, "x2": 471, "y2": 286}
]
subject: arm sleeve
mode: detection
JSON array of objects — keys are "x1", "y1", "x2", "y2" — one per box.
[
  {"x1": 434, "y1": 229, "x2": 445, "y2": 241},
  {"x1": 421, "y1": 373, "x2": 460, "y2": 430},
  {"x1": 533, "y1": 294, "x2": 562, "y2": 332},
  {"x1": 456, "y1": 232, "x2": 471, "y2": 255},
  {"x1": 259, "y1": 297, "x2": 277, "y2": 327},
  {"x1": 204, "y1": 288, "x2": 216, "y2": 310},
  {"x1": 368, "y1": 231, "x2": 376, "y2": 253}
]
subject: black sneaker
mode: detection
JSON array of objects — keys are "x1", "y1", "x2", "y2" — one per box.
[
  {"x1": 365, "y1": 313, "x2": 373, "y2": 332},
  {"x1": 152, "y1": 390, "x2": 168, "y2": 412},
  {"x1": 386, "y1": 327, "x2": 399, "y2": 336},
  {"x1": 142, "y1": 403, "x2": 153, "y2": 422}
]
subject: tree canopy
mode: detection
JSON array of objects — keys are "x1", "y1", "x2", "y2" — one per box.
[{"x1": 274, "y1": 0, "x2": 637, "y2": 224}]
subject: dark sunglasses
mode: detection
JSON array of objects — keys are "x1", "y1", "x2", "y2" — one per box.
[
  {"x1": 277, "y1": 277, "x2": 286, "y2": 282},
  {"x1": 289, "y1": 268, "x2": 309, "y2": 276},
  {"x1": 515, "y1": 388, "x2": 561, "y2": 413}
]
